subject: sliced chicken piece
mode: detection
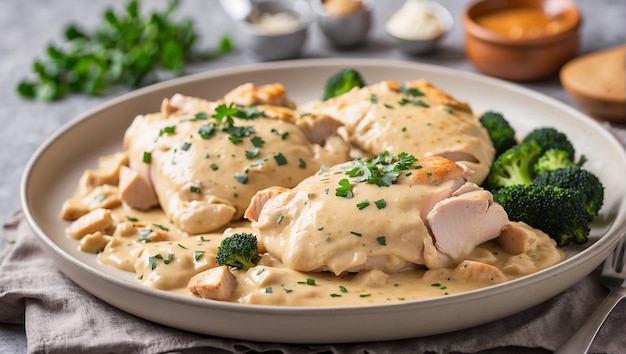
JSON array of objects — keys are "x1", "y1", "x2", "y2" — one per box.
[
  {"x1": 427, "y1": 189, "x2": 509, "y2": 268},
  {"x1": 497, "y1": 222, "x2": 533, "y2": 255},
  {"x1": 118, "y1": 166, "x2": 159, "y2": 211},
  {"x1": 244, "y1": 186, "x2": 289, "y2": 222},
  {"x1": 223, "y1": 82, "x2": 296, "y2": 108},
  {"x1": 66, "y1": 208, "x2": 115, "y2": 240},
  {"x1": 75, "y1": 152, "x2": 129, "y2": 195},
  {"x1": 454, "y1": 260, "x2": 508, "y2": 283},
  {"x1": 188, "y1": 266, "x2": 237, "y2": 301},
  {"x1": 295, "y1": 114, "x2": 344, "y2": 145}
]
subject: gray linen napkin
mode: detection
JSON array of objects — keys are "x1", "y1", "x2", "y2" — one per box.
[{"x1": 1, "y1": 211, "x2": 625, "y2": 354}]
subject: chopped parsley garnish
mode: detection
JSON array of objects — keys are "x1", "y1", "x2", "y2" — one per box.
[
  {"x1": 298, "y1": 158, "x2": 307, "y2": 169},
  {"x1": 158, "y1": 125, "x2": 176, "y2": 136},
  {"x1": 271, "y1": 128, "x2": 289, "y2": 140},
  {"x1": 194, "y1": 250, "x2": 205, "y2": 261},
  {"x1": 152, "y1": 223, "x2": 169, "y2": 231},
  {"x1": 245, "y1": 148, "x2": 260, "y2": 159},
  {"x1": 374, "y1": 199, "x2": 387, "y2": 209},
  {"x1": 250, "y1": 158, "x2": 267, "y2": 167},
  {"x1": 210, "y1": 163, "x2": 219, "y2": 171},
  {"x1": 350, "y1": 231, "x2": 362, "y2": 237},
  {"x1": 330, "y1": 293, "x2": 342, "y2": 297},
  {"x1": 148, "y1": 256, "x2": 158, "y2": 270},
  {"x1": 356, "y1": 200, "x2": 370, "y2": 210},
  {"x1": 298, "y1": 278, "x2": 316, "y2": 286},
  {"x1": 177, "y1": 243, "x2": 187, "y2": 249},
  {"x1": 339, "y1": 285, "x2": 347, "y2": 293},
  {"x1": 180, "y1": 142, "x2": 191, "y2": 151},
  {"x1": 250, "y1": 135, "x2": 265, "y2": 147},
  {"x1": 265, "y1": 286, "x2": 273, "y2": 293},
  {"x1": 342, "y1": 151, "x2": 418, "y2": 187},
  {"x1": 189, "y1": 185, "x2": 201, "y2": 193},
  {"x1": 142, "y1": 151, "x2": 152, "y2": 163},
  {"x1": 273, "y1": 152, "x2": 287, "y2": 166},
  {"x1": 125, "y1": 215, "x2": 139, "y2": 222},
  {"x1": 234, "y1": 173, "x2": 248, "y2": 184},
  {"x1": 399, "y1": 84, "x2": 424, "y2": 97},
  {"x1": 195, "y1": 112, "x2": 208, "y2": 120},
  {"x1": 376, "y1": 236, "x2": 387, "y2": 246},
  {"x1": 198, "y1": 123, "x2": 217, "y2": 139},
  {"x1": 275, "y1": 214, "x2": 284, "y2": 224},
  {"x1": 369, "y1": 94, "x2": 378, "y2": 103},
  {"x1": 359, "y1": 293, "x2": 372, "y2": 298},
  {"x1": 335, "y1": 178, "x2": 353, "y2": 198}
]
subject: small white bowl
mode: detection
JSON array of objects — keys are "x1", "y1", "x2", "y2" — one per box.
[
  {"x1": 312, "y1": 0, "x2": 372, "y2": 49},
  {"x1": 237, "y1": 0, "x2": 312, "y2": 61},
  {"x1": 385, "y1": 1, "x2": 453, "y2": 56}
]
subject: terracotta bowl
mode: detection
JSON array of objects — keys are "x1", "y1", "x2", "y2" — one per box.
[{"x1": 462, "y1": 0, "x2": 581, "y2": 81}]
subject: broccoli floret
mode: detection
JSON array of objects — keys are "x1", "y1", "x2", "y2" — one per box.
[
  {"x1": 485, "y1": 140, "x2": 543, "y2": 190},
  {"x1": 522, "y1": 127, "x2": 575, "y2": 160},
  {"x1": 533, "y1": 166, "x2": 604, "y2": 221},
  {"x1": 479, "y1": 111, "x2": 517, "y2": 157},
  {"x1": 322, "y1": 68, "x2": 366, "y2": 100},
  {"x1": 216, "y1": 232, "x2": 261, "y2": 270},
  {"x1": 493, "y1": 184, "x2": 590, "y2": 247},
  {"x1": 533, "y1": 148, "x2": 577, "y2": 175}
]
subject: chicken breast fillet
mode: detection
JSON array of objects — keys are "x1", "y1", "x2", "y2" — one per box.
[
  {"x1": 123, "y1": 84, "x2": 351, "y2": 234},
  {"x1": 308, "y1": 79, "x2": 496, "y2": 184},
  {"x1": 247, "y1": 155, "x2": 509, "y2": 275}
]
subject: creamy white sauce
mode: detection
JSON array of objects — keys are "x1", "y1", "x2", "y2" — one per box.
[{"x1": 62, "y1": 84, "x2": 566, "y2": 307}]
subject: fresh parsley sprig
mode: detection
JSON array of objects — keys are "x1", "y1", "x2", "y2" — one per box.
[
  {"x1": 343, "y1": 151, "x2": 418, "y2": 187},
  {"x1": 17, "y1": 0, "x2": 234, "y2": 101}
]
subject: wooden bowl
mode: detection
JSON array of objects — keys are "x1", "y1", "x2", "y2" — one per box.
[
  {"x1": 560, "y1": 45, "x2": 626, "y2": 122},
  {"x1": 462, "y1": 0, "x2": 581, "y2": 81}
]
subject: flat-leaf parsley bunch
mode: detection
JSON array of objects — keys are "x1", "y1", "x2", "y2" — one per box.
[{"x1": 17, "y1": 0, "x2": 234, "y2": 101}]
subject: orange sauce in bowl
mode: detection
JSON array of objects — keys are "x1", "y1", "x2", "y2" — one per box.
[{"x1": 475, "y1": 8, "x2": 568, "y2": 39}]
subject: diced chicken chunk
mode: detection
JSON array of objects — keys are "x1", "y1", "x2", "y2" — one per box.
[
  {"x1": 455, "y1": 260, "x2": 508, "y2": 283},
  {"x1": 188, "y1": 266, "x2": 237, "y2": 301},
  {"x1": 79, "y1": 231, "x2": 111, "y2": 253},
  {"x1": 66, "y1": 208, "x2": 115, "y2": 240},
  {"x1": 118, "y1": 166, "x2": 159, "y2": 210},
  {"x1": 497, "y1": 222, "x2": 533, "y2": 255}
]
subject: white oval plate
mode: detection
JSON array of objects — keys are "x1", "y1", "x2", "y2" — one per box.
[{"x1": 22, "y1": 58, "x2": 626, "y2": 343}]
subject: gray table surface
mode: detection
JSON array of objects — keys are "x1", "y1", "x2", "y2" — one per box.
[{"x1": 1, "y1": 0, "x2": 625, "y2": 352}]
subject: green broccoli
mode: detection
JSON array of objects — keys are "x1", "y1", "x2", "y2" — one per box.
[
  {"x1": 485, "y1": 140, "x2": 543, "y2": 190},
  {"x1": 322, "y1": 68, "x2": 366, "y2": 100},
  {"x1": 479, "y1": 111, "x2": 517, "y2": 157},
  {"x1": 533, "y1": 166, "x2": 604, "y2": 221},
  {"x1": 492, "y1": 184, "x2": 590, "y2": 247},
  {"x1": 533, "y1": 148, "x2": 577, "y2": 175},
  {"x1": 216, "y1": 232, "x2": 261, "y2": 270},
  {"x1": 522, "y1": 127, "x2": 575, "y2": 160}
]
